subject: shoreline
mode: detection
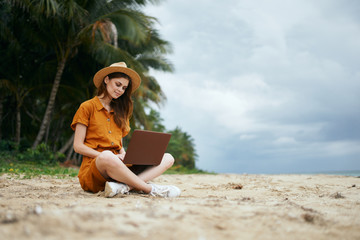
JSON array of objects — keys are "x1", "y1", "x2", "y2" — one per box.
[{"x1": 213, "y1": 171, "x2": 360, "y2": 177}]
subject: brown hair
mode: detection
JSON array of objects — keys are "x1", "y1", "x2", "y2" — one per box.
[{"x1": 97, "y1": 72, "x2": 133, "y2": 132}]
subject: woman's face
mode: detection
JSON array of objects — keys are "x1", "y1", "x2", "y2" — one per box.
[{"x1": 104, "y1": 76, "x2": 129, "y2": 99}]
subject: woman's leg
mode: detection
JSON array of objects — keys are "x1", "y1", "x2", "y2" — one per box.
[
  {"x1": 95, "y1": 150, "x2": 152, "y2": 193},
  {"x1": 136, "y1": 153, "x2": 175, "y2": 183}
]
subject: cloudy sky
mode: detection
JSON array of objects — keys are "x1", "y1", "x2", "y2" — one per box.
[{"x1": 144, "y1": 0, "x2": 360, "y2": 174}]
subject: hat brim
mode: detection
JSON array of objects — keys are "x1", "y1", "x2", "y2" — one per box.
[{"x1": 93, "y1": 66, "x2": 141, "y2": 93}]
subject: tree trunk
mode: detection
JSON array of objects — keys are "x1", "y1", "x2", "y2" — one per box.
[
  {"x1": 59, "y1": 133, "x2": 74, "y2": 154},
  {"x1": 66, "y1": 146, "x2": 74, "y2": 162},
  {"x1": 32, "y1": 56, "x2": 67, "y2": 149},
  {"x1": 52, "y1": 118, "x2": 64, "y2": 152},
  {"x1": 44, "y1": 109, "x2": 54, "y2": 145},
  {"x1": 0, "y1": 94, "x2": 4, "y2": 140},
  {"x1": 15, "y1": 105, "x2": 21, "y2": 145}
]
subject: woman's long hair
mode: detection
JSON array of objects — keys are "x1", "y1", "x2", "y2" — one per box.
[{"x1": 97, "y1": 72, "x2": 133, "y2": 132}]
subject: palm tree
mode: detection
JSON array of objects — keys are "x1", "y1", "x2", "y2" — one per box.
[
  {"x1": 167, "y1": 127, "x2": 198, "y2": 169},
  {"x1": 0, "y1": 2, "x2": 44, "y2": 145},
  {"x1": 57, "y1": 2, "x2": 174, "y2": 138},
  {"x1": 0, "y1": 79, "x2": 35, "y2": 145},
  {"x1": 2, "y1": 0, "x2": 174, "y2": 154},
  {"x1": 11, "y1": 0, "x2": 166, "y2": 148},
  {"x1": 120, "y1": 29, "x2": 174, "y2": 129}
]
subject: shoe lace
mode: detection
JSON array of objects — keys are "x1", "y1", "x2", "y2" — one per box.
[
  {"x1": 150, "y1": 184, "x2": 169, "y2": 197},
  {"x1": 121, "y1": 184, "x2": 130, "y2": 194}
]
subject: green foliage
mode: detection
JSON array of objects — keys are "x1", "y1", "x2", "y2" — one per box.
[
  {"x1": 0, "y1": 1, "x2": 201, "y2": 172},
  {"x1": 146, "y1": 109, "x2": 166, "y2": 132},
  {"x1": 165, "y1": 165, "x2": 214, "y2": 175},
  {"x1": 17, "y1": 143, "x2": 65, "y2": 164},
  {"x1": 0, "y1": 140, "x2": 18, "y2": 152},
  {"x1": 0, "y1": 0, "x2": 173, "y2": 150},
  {"x1": 139, "y1": 107, "x2": 199, "y2": 170},
  {"x1": 0, "y1": 143, "x2": 76, "y2": 179},
  {"x1": 0, "y1": 160, "x2": 78, "y2": 179},
  {"x1": 166, "y1": 127, "x2": 198, "y2": 169}
]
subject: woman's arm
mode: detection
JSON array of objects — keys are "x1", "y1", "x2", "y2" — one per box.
[
  {"x1": 117, "y1": 138, "x2": 126, "y2": 161},
  {"x1": 73, "y1": 123, "x2": 101, "y2": 158}
]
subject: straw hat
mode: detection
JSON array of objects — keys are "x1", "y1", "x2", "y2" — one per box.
[{"x1": 93, "y1": 62, "x2": 141, "y2": 93}]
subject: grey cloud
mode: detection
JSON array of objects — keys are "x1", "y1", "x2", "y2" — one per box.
[{"x1": 146, "y1": 0, "x2": 360, "y2": 173}]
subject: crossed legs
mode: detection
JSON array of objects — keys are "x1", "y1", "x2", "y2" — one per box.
[{"x1": 95, "y1": 150, "x2": 174, "y2": 194}]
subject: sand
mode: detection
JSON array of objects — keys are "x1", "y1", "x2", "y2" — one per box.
[{"x1": 0, "y1": 173, "x2": 359, "y2": 240}]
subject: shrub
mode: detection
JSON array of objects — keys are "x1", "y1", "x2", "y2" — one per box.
[
  {"x1": 16, "y1": 143, "x2": 65, "y2": 165},
  {"x1": 0, "y1": 140, "x2": 18, "y2": 152}
]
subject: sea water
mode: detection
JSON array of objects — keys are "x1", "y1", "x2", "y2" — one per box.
[{"x1": 314, "y1": 170, "x2": 360, "y2": 177}]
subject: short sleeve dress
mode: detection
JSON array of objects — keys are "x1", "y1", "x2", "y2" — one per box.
[{"x1": 71, "y1": 96, "x2": 130, "y2": 192}]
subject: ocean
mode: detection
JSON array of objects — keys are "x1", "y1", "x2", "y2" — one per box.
[{"x1": 312, "y1": 170, "x2": 360, "y2": 177}]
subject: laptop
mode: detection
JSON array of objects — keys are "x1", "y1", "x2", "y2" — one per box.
[{"x1": 122, "y1": 130, "x2": 171, "y2": 165}]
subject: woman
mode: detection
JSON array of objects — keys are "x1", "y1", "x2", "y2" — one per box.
[{"x1": 71, "y1": 62, "x2": 180, "y2": 198}]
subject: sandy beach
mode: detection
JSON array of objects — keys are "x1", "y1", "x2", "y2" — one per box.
[{"x1": 0, "y1": 173, "x2": 359, "y2": 240}]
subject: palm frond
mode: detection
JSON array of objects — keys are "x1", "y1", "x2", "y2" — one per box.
[
  {"x1": 132, "y1": 97, "x2": 149, "y2": 128},
  {"x1": 136, "y1": 54, "x2": 174, "y2": 72},
  {"x1": 36, "y1": 0, "x2": 59, "y2": 17},
  {"x1": 58, "y1": 0, "x2": 88, "y2": 22},
  {"x1": 7, "y1": 0, "x2": 31, "y2": 11},
  {"x1": 89, "y1": 41, "x2": 136, "y2": 66},
  {"x1": 0, "y1": 78, "x2": 18, "y2": 95},
  {"x1": 100, "y1": 9, "x2": 152, "y2": 46}
]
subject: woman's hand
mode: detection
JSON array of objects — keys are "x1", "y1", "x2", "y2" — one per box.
[{"x1": 117, "y1": 152, "x2": 126, "y2": 161}]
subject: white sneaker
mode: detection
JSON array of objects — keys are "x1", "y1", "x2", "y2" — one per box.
[
  {"x1": 149, "y1": 184, "x2": 181, "y2": 198},
  {"x1": 104, "y1": 181, "x2": 130, "y2": 198}
]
